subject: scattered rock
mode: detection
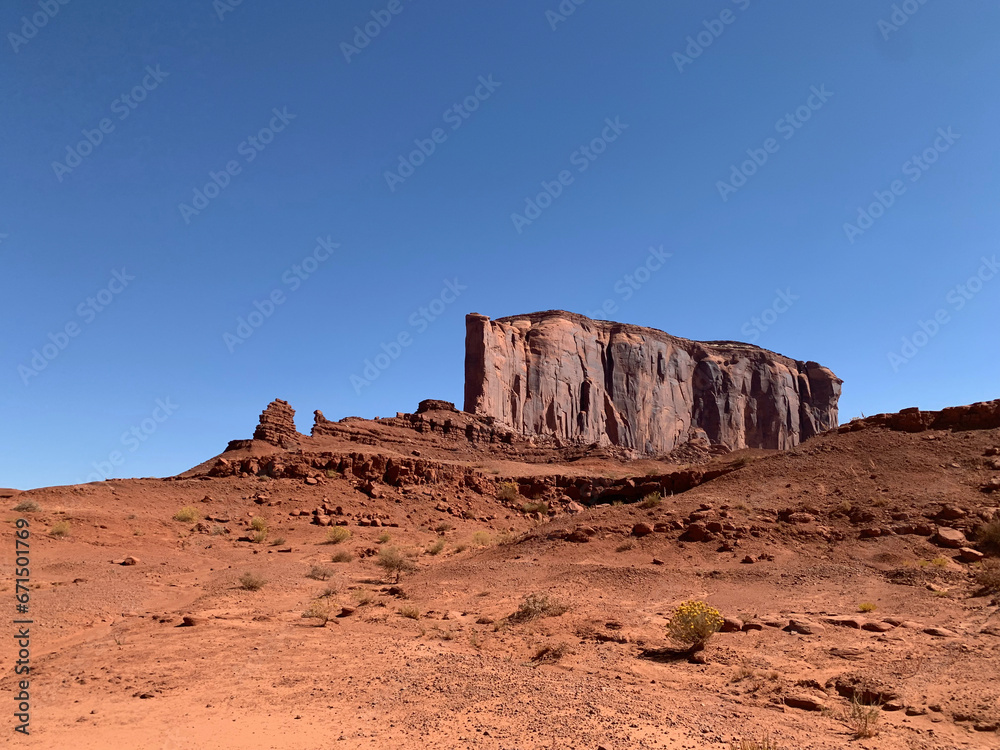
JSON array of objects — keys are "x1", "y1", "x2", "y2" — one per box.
[
  {"x1": 824, "y1": 616, "x2": 864, "y2": 629},
  {"x1": 566, "y1": 529, "x2": 590, "y2": 543},
  {"x1": 923, "y1": 627, "x2": 957, "y2": 637},
  {"x1": 304, "y1": 476, "x2": 318, "y2": 485},
  {"x1": 784, "y1": 694, "x2": 826, "y2": 712},
  {"x1": 959, "y1": 547, "x2": 985, "y2": 563},
  {"x1": 651, "y1": 557, "x2": 665, "y2": 565},
  {"x1": 742, "y1": 620, "x2": 764, "y2": 632},
  {"x1": 786, "y1": 618, "x2": 823, "y2": 635},
  {"x1": 631, "y1": 523, "x2": 653, "y2": 537},
  {"x1": 337, "y1": 607, "x2": 356, "y2": 618},
  {"x1": 933, "y1": 527, "x2": 967, "y2": 548},
  {"x1": 721, "y1": 616, "x2": 743, "y2": 633},
  {"x1": 179, "y1": 616, "x2": 202, "y2": 627},
  {"x1": 119, "y1": 556, "x2": 140, "y2": 566},
  {"x1": 861, "y1": 621, "x2": 894, "y2": 633}
]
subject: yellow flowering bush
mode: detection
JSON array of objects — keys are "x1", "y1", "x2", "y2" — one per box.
[{"x1": 667, "y1": 600, "x2": 724, "y2": 650}]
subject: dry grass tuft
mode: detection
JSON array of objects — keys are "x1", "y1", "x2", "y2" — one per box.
[
  {"x1": 13, "y1": 499, "x2": 40, "y2": 513},
  {"x1": 844, "y1": 697, "x2": 881, "y2": 738},
  {"x1": 495, "y1": 481, "x2": 519, "y2": 502},
  {"x1": 638, "y1": 492, "x2": 661, "y2": 509},
  {"x1": 238, "y1": 572, "x2": 266, "y2": 591},
  {"x1": 506, "y1": 593, "x2": 568, "y2": 625},
  {"x1": 49, "y1": 520, "x2": 71, "y2": 537},
  {"x1": 326, "y1": 526, "x2": 351, "y2": 544},
  {"x1": 173, "y1": 506, "x2": 200, "y2": 523}
]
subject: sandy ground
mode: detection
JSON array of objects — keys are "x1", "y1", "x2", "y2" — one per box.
[{"x1": 3, "y1": 420, "x2": 999, "y2": 749}]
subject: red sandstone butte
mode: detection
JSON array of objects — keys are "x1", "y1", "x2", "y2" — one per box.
[{"x1": 463, "y1": 310, "x2": 841, "y2": 453}]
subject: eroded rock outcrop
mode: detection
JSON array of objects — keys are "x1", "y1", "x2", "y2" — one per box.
[
  {"x1": 253, "y1": 399, "x2": 301, "y2": 448},
  {"x1": 464, "y1": 311, "x2": 841, "y2": 454}
]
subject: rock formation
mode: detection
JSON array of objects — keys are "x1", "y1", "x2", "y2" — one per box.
[
  {"x1": 464, "y1": 310, "x2": 841, "y2": 454},
  {"x1": 252, "y1": 399, "x2": 301, "y2": 448}
]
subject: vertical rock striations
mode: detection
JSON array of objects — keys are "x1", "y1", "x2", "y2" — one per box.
[{"x1": 464, "y1": 311, "x2": 841, "y2": 454}]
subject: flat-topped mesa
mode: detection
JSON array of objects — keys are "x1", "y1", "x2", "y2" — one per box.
[
  {"x1": 252, "y1": 398, "x2": 301, "y2": 448},
  {"x1": 464, "y1": 311, "x2": 842, "y2": 454}
]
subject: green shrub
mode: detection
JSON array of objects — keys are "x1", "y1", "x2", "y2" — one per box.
[
  {"x1": 326, "y1": 526, "x2": 351, "y2": 544},
  {"x1": 495, "y1": 481, "x2": 519, "y2": 502},
  {"x1": 173, "y1": 506, "x2": 200, "y2": 523},
  {"x1": 666, "y1": 600, "x2": 723, "y2": 651}
]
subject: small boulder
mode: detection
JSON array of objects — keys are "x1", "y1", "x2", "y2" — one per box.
[
  {"x1": 721, "y1": 616, "x2": 743, "y2": 633},
  {"x1": 959, "y1": 547, "x2": 985, "y2": 563},
  {"x1": 631, "y1": 523, "x2": 654, "y2": 538},
  {"x1": 787, "y1": 618, "x2": 822, "y2": 635},
  {"x1": 120, "y1": 556, "x2": 140, "y2": 566},
  {"x1": 861, "y1": 621, "x2": 894, "y2": 633},
  {"x1": 933, "y1": 527, "x2": 967, "y2": 548},
  {"x1": 923, "y1": 627, "x2": 957, "y2": 637},
  {"x1": 784, "y1": 694, "x2": 826, "y2": 712}
]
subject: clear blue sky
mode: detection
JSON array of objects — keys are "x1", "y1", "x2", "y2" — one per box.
[{"x1": 3, "y1": 0, "x2": 998, "y2": 489}]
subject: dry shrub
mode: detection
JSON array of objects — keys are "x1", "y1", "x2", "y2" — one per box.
[
  {"x1": 238, "y1": 572, "x2": 266, "y2": 591},
  {"x1": 250, "y1": 517, "x2": 267, "y2": 532},
  {"x1": 495, "y1": 481, "x2": 519, "y2": 502},
  {"x1": 173, "y1": 506, "x2": 200, "y2": 523},
  {"x1": 375, "y1": 547, "x2": 416, "y2": 583},
  {"x1": 507, "y1": 593, "x2": 568, "y2": 625},
  {"x1": 251, "y1": 530, "x2": 268, "y2": 544},
  {"x1": 520, "y1": 501, "x2": 548, "y2": 514},
  {"x1": 975, "y1": 559, "x2": 1000, "y2": 593},
  {"x1": 326, "y1": 526, "x2": 351, "y2": 544},
  {"x1": 639, "y1": 492, "x2": 661, "y2": 509},
  {"x1": 397, "y1": 605, "x2": 420, "y2": 620},
  {"x1": 49, "y1": 520, "x2": 71, "y2": 537},
  {"x1": 331, "y1": 550, "x2": 354, "y2": 563},
  {"x1": 377, "y1": 531, "x2": 392, "y2": 544},
  {"x1": 426, "y1": 539, "x2": 445, "y2": 556},
  {"x1": 729, "y1": 737, "x2": 783, "y2": 750},
  {"x1": 302, "y1": 599, "x2": 333, "y2": 625},
  {"x1": 858, "y1": 602, "x2": 877, "y2": 612},
  {"x1": 978, "y1": 519, "x2": 1000, "y2": 556},
  {"x1": 845, "y1": 697, "x2": 881, "y2": 739},
  {"x1": 667, "y1": 600, "x2": 723, "y2": 651},
  {"x1": 13, "y1": 499, "x2": 40, "y2": 513},
  {"x1": 531, "y1": 642, "x2": 569, "y2": 663},
  {"x1": 306, "y1": 565, "x2": 334, "y2": 581}
]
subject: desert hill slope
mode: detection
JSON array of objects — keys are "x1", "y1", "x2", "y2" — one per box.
[{"x1": 3, "y1": 399, "x2": 999, "y2": 748}]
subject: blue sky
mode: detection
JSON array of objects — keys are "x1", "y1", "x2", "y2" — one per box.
[{"x1": 3, "y1": 0, "x2": 998, "y2": 489}]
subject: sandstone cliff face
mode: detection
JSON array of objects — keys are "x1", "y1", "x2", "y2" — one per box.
[{"x1": 464, "y1": 311, "x2": 842, "y2": 453}]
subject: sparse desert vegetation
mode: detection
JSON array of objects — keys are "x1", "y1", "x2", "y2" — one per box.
[
  {"x1": 13, "y1": 499, "x2": 40, "y2": 512},
  {"x1": 667, "y1": 600, "x2": 723, "y2": 651},
  {"x1": 173, "y1": 506, "x2": 200, "y2": 523},
  {"x1": 326, "y1": 526, "x2": 351, "y2": 544},
  {"x1": 375, "y1": 547, "x2": 416, "y2": 583},
  {"x1": 49, "y1": 520, "x2": 70, "y2": 537},
  {"x1": 495, "y1": 481, "x2": 518, "y2": 502},
  {"x1": 238, "y1": 572, "x2": 266, "y2": 591}
]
